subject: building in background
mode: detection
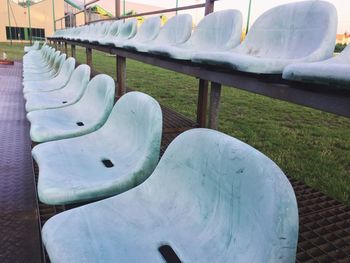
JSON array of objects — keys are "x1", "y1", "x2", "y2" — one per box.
[{"x1": 0, "y1": 0, "x2": 64, "y2": 42}]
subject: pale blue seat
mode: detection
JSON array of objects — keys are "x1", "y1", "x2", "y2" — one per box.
[
  {"x1": 283, "y1": 45, "x2": 350, "y2": 88},
  {"x1": 33, "y1": 91, "x2": 162, "y2": 205},
  {"x1": 105, "y1": 19, "x2": 138, "y2": 47},
  {"x1": 115, "y1": 16, "x2": 161, "y2": 48},
  {"x1": 98, "y1": 20, "x2": 122, "y2": 45},
  {"x1": 23, "y1": 53, "x2": 66, "y2": 82},
  {"x1": 23, "y1": 57, "x2": 76, "y2": 94},
  {"x1": 27, "y1": 74, "x2": 115, "y2": 143},
  {"x1": 149, "y1": 10, "x2": 242, "y2": 60},
  {"x1": 23, "y1": 46, "x2": 55, "y2": 71},
  {"x1": 193, "y1": 0, "x2": 338, "y2": 74},
  {"x1": 24, "y1": 41, "x2": 40, "y2": 53},
  {"x1": 41, "y1": 128, "x2": 298, "y2": 263},
  {"x1": 124, "y1": 14, "x2": 192, "y2": 53},
  {"x1": 25, "y1": 64, "x2": 91, "y2": 112}
]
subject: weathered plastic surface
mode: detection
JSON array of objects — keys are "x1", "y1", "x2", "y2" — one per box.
[
  {"x1": 24, "y1": 41, "x2": 40, "y2": 53},
  {"x1": 23, "y1": 53, "x2": 66, "y2": 82},
  {"x1": 33, "y1": 91, "x2": 162, "y2": 205},
  {"x1": 27, "y1": 74, "x2": 115, "y2": 143},
  {"x1": 283, "y1": 45, "x2": 350, "y2": 88},
  {"x1": 115, "y1": 17, "x2": 161, "y2": 48},
  {"x1": 23, "y1": 57, "x2": 76, "y2": 94},
  {"x1": 105, "y1": 19, "x2": 137, "y2": 47},
  {"x1": 25, "y1": 64, "x2": 91, "y2": 112},
  {"x1": 149, "y1": 10, "x2": 243, "y2": 60},
  {"x1": 193, "y1": 1, "x2": 338, "y2": 74},
  {"x1": 98, "y1": 21, "x2": 122, "y2": 45},
  {"x1": 125, "y1": 14, "x2": 192, "y2": 52},
  {"x1": 41, "y1": 128, "x2": 298, "y2": 263},
  {"x1": 23, "y1": 48, "x2": 57, "y2": 72},
  {"x1": 86, "y1": 22, "x2": 112, "y2": 43}
]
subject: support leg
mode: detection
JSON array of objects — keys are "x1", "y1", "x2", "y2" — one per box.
[
  {"x1": 71, "y1": 44, "x2": 76, "y2": 58},
  {"x1": 208, "y1": 82, "x2": 222, "y2": 130},
  {"x1": 86, "y1": 47, "x2": 92, "y2": 67},
  {"x1": 116, "y1": 55, "x2": 126, "y2": 98},
  {"x1": 196, "y1": 79, "x2": 208, "y2": 128}
]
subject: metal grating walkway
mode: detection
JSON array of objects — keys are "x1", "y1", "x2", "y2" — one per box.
[{"x1": 0, "y1": 63, "x2": 42, "y2": 262}]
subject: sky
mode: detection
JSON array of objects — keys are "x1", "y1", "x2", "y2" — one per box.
[{"x1": 95, "y1": 0, "x2": 350, "y2": 33}]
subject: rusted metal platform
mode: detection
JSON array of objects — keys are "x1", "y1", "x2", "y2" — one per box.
[{"x1": 0, "y1": 62, "x2": 43, "y2": 263}]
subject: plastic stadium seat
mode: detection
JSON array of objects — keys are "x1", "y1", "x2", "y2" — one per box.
[
  {"x1": 23, "y1": 53, "x2": 66, "y2": 82},
  {"x1": 84, "y1": 22, "x2": 112, "y2": 43},
  {"x1": 283, "y1": 45, "x2": 350, "y2": 88},
  {"x1": 24, "y1": 41, "x2": 40, "y2": 53},
  {"x1": 32, "y1": 91, "x2": 162, "y2": 205},
  {"x1": 25, "y1": 64, "x2": 91, "y2": 112},
  {"x1": 114, "y1": 16, "x2": 161, "y2": 48},
  {"x1": 27, "y1": 74, "x2": 115, "y2": 143},
  {"x1": 41, "y1": 128, "x2": 298, "y2": 263},
  {"x1": 124, "y1": 14, "x2": 192, "y2": 53},
  {"x1": 23, "y1": 47, "x2": 55, "y2": 70},
  {"x1": 193, "y1": 0, "x2": 337, "y2": 74},
  {"x1": 105, "y1": 19, "x2": 138, "y2": 47},
  {"x1": 149, "y1": 10, "x2": 243, "y2": 60},
  {"x1": 98, "y1": 20, "x2": 122, "y2": 45},
  {"x1": 23, "y1": 57, "x2": 76, "y2": 94}
]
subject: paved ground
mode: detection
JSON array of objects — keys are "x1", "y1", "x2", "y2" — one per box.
[{"x1": 0, "y1": 62, "x2": 42, "y2": 263}]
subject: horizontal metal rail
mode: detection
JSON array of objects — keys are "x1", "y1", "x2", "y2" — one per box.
[
  {"x1": 48, "y1": 38, "x2": 350, "y2": 119},
  {"x1": 84, "y1": 0, "x2": 99, "y2": 8}
]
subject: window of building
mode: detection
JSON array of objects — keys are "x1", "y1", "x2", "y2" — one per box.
[{"x1": 6, "y1": 27, "x2": 45, "y2": 40}]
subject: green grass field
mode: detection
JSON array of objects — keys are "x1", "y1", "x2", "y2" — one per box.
[{"x1": 2, "y1": 42, "x2": 350, "y2": 204}]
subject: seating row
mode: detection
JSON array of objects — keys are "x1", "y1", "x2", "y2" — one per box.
[
  {"x1": 23, "y1": 46, "x2": 299, "y2": 262},
  {"x1": 24, "y1": 41, "x2": 40, "y2": 53},
  {"x1": 51, "y1": 0, "x2": 349, "y2": 85}
]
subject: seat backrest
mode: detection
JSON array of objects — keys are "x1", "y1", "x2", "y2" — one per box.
[
  {"x1": 236, "y1": 0, "x2": 337, "y2": 60},
  {"x1": 133, "y1": 17, "x2": 161, "y2": 42},
  {"x1": 329, "y1": 45, "x2": 350, "y2": 64},
  {"x1": 117, "y1": 19, "x2": 138, "y2": 39},
  {"x1": 154, "y1": 14, "x2": 192, "y2": 45},
  {"x1": 53, "y1": 53, "x2": 66, "y2": 73},
  {"x1": 141, "y1": 128, "x2": 298, "y2": 262},
  {"x1": 55, "y1": 57, "x2": 76, "y2": 85},
  {"x1": 49, "y1": 51, "x2": 60, "y2": 68},
  {"x1": 190, "y1": 9, "x2": 242, "y2": 50},
  {"x1": 77, "y1": 74, "x2": 115, "y2": 123},
  {"x1": 101, "y1": 91, "x2": 162, "y2": 155},
  {"x1": 63, "y1": 64, "x2": 91, "y2": 99},
  {"x1": 106, "y1": 20, "x2": 121, "y2": 37}
]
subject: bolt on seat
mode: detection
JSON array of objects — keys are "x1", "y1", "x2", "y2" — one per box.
[
  {"x1": 27, "y1": 74, "x2": 115, "y2": 143},
  {"x1": 193, "y1": 0, "x2": 338, "y2": 74},
  {"x1": 23, "y1": 57, "x2": 76, "y2": 94},
  {"x1": 124, "y1": 14, "x2": 192, "y2": 53},
  {"x1": 25, "y1": 64, "x2": 91, "y2": 112},
  {"x1": 41, "y1": 128, "x2": 298, "y2": 263},
  {"x1": 149, "y1": 10, "x2": 242, "y2": 60},
  {"x1": 283, "y1": 45, "x2": 350, "y2": 88}
]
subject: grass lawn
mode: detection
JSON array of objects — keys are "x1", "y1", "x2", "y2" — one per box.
[{"x1": 1, "y1": 42, "x2": 349, "y2": 204}]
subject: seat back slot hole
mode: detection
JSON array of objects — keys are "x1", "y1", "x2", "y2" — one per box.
[
  {"x1": 102, "y1": 159, "x2": 114, "y2": 168},
  {"x1": 76, "y1": 121, "x2": 84, "y2": 126},
  {"x1": 158, "y1": 244, "x2": 182, "y2": 263}
]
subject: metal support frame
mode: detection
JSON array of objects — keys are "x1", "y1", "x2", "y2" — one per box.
[
  {"x1": 197, "y1": 79, "x2": 209, "y2": 127},
  {"x1": 6, "y1": 0, "x2": 12, "y2": 45},
  {"x1": 208, "y1": 82, "x2": 222, "y2": 129},
  {"x1": 86, "y1": 47, "x2": 92, "y2": 66},
  {"x1": 64, "y1": 42, "x2": 68, "y2": 55},
  {"x1": 27, "y1": 0, "x2": 32, "y2": 44},
  {"x1": 49, "y1": 39, "x2": 350, "y2": 121},
  {"x1": 116, "y1": 55, "x2": 126, "y2": 97},
  {"x1": 71, "y1": 44, "x2": 76, "y2": 58}
]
